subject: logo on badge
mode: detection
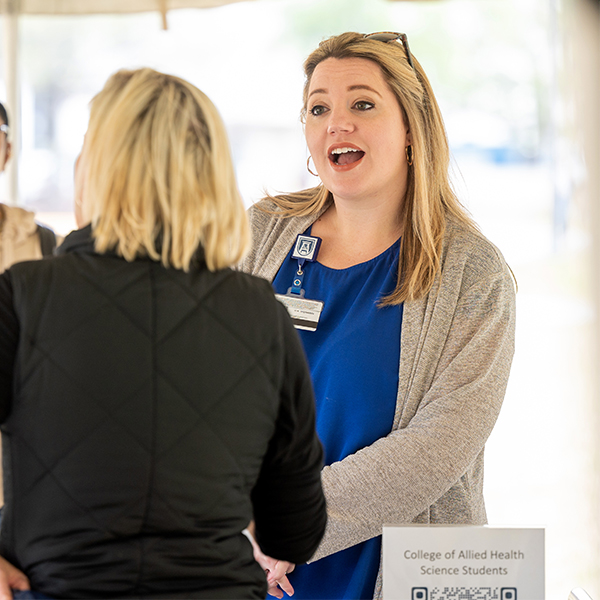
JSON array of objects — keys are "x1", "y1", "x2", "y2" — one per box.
[
  {"x1": 292, "y1": 235, "x2": 321, "y2": 262},
  {"x1": 298, "y1": 239, "x2": 314, "y2": 256}
]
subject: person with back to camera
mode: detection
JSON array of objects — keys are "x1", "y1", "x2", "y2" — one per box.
[
  {"x1": 241, "y1": 31, "x2": 516, "y2": 600},
  {"x1": 0, "y1": 67, "x2": 326, "y2": 599},
  {"x1": 0, "y1": 102, "x2": 57, "y2": 274}
]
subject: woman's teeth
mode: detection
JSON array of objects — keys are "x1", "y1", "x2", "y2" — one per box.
[
  {"x1": 331, "y1": 147, "x2": 361, "y2": 155},
  {"x1": 330, "y1": 147, "x2": 365, "y2": 165}
]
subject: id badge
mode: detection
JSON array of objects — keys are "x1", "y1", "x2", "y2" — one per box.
[
  {"x1": 275, "y1": 292, "x2": 324, "y2": 332},
  {"x1": 277, "y1": 233, "x2": 324, "y2": 331}
]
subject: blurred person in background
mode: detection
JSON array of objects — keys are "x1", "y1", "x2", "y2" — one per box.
[
  {"x1": 242, "y1": 31, "x2": 516, "y2": 600},
  {"x1": 0, "y1": 68, "x2": 326, "y2": 599},
  {"x1": 0, "y1": 103, "x2": 57, "y2": 512},
  {"x1": 0, "y1": 102, "x2": 56, "y2": 274}
]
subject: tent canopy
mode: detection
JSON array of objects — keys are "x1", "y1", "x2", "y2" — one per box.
[{"x1": 0, "y1": 0, "x2": 251, "y2": 15}]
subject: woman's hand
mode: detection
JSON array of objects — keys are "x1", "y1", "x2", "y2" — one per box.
[
  {"x1": 254, "y1": 548, "x2": 295, "y2": 598},
  {"x1": 244, "y1": 527, "x2": 295, "y2": 598},
  {"x1": 0, "y1": 556, "x2": 30, "y2": 600}
]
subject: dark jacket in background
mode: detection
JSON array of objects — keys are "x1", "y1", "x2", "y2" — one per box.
[{"x1": 0, "y1": 226, "x2": 326, "y2": 599}]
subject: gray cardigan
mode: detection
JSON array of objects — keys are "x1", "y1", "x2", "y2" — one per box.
[{"x1": 241, "y1": 199, "x2": 516, "y2": 598}]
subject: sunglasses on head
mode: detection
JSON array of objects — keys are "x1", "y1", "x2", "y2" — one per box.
[{"x1": 364, "y1": 31, "x2": 415, "y2": 70}]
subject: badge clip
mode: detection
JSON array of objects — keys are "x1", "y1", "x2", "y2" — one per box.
[
  {"x1": 291, "y1": 234, "x2": 322, "y2": 273},
  {"x1": 275, "y1": 233, "x2": 324, "y2": 331}
]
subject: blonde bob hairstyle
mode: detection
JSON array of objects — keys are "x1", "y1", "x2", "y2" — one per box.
[
  {"x1": 80, "y1": 68, "x2": 250, "y2": 272},
  {"x1": 266, "y1": 32, "x2": 476, "y2": 304}
]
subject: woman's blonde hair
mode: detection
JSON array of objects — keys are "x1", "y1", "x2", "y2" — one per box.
[
  {"x1": 267, "y1": 32, "x2": 476, "y2": 304},
  {"x1": 80, "y1": 67, "x2": 249, "y2": 271}
]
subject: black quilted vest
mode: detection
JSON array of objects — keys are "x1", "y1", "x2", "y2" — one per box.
[{"x1": 0, "y1": 226, "x2": 325, "y2": 599}]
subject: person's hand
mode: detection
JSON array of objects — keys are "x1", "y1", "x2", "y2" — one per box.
[
  {"x1": 254, "y1": 547, "x2": 295, "y2": 599},
  {"x1": 243, "y1": 527, "x2": 295, "y2": 598},
  {"x1": 0, "y1": 555, "x2": 30, "y2": 600},
  {"x1": 267, "y1": 561, "x2": 295, "y2": 599}
]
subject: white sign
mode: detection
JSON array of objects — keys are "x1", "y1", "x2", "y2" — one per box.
[{"x1": 383, "y1": 526, "x2": 544, "y2": 600}]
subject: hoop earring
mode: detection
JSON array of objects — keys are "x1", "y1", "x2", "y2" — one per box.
[
  {"x1": 307, "y1": 156, "x2": 319, "y2": 177},
  {"x1": 405, "y1": 145, "x2": 413, "y2": 166}
]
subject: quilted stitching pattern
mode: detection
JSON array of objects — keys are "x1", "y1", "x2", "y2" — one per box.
[{"x1": 3, "y1": 247, "x2": 288, "y2": 596}]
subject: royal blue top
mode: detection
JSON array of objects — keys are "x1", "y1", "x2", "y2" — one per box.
[{"x1": 271, "y1": 231, "x2": 403, "y2": 600}]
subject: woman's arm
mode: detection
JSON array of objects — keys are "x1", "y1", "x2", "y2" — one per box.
[
  {"x1": 310, "y1": 266, "x2": 516, "y2": 561},
  {"x1": 251, "y1": 301, "x2": 327, "y2": 563}
]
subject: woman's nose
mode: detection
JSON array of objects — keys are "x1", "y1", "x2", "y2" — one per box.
[{"x1": 327, "y1": 109, "x2": 355, "y2": 135}]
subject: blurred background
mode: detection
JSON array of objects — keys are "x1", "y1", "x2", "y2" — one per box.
[{"x1": 1, "y1": 0, "x2": 599, "y2": 598}]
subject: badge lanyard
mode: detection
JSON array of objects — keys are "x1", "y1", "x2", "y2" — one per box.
[{"x1": 275, "y1": 234, "x2": 325, "y2": 332}]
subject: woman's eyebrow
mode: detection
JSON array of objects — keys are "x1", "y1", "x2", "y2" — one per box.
[
  {"x1": 308, "y1": 88, "x2": 327, "y2": 98},
  {"x1": 347, "y1": 84, "x2": 382, "y2": 97},
  {"x1": 308, "y1": 84, "x2": 382, "y2": 99}
]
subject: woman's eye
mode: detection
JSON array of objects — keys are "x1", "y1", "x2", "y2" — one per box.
[
  {"x1": 354, "y1": 101, "x2": 374, "y2": 111},
  {"x1": 310, "y1": 105, "x2": 327, "y2": 116}
]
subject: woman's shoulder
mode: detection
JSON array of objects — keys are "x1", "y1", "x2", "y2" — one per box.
[
  {"x1": 246, "y1": 199, "x2": 286, "y2": 235},
  {"x1": 247, "y1": 198, "x2": 310, "y2": 235},
  {"x1": 247, "y1": 190, "x2": 331, "y2": 236},
  {"x1": 211, "y1": 268, "x2": 295, "y2": 339},
  {"x1": 226, "y1": 265, "x2": 277, "y2": 297},
  {"x1": 442, "y1": 215, "x2": 512, "y2": 285},
  {"x1": 244, "y1": 199, "x2": 296, "y2": 265},
  {"x1": 248, "y1": 197, "x2": 279, "y2": 214},
  {"x1": 0, "y1": 203, "x2": 38, "y2": 241},
  {"x1": 241, "y1": 198, "x2": 322, "y2": 278}
]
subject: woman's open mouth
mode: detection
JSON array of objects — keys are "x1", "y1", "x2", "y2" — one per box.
[{"x1": 329, "y1": 147, "x2": 365, "y2": 167}]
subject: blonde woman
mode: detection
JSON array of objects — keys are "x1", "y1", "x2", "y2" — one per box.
[
  {"x1": 0, "y1": 68, "x2": 326, "y2": 599},
  {"x1": 242, "y1": 32, "x2": 516, "y2": 599}
]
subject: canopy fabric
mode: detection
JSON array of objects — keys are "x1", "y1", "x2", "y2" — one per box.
[{"x1": 0, "y1": 0, "x2": 252, "y2": 15}]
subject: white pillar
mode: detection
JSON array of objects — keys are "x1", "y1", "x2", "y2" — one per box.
[
  {"x1": 572, "y1": 0, "x2": 600, "y2": 593},
  {"x1": 2, "y1": 0, "x2": 20, "y2": 205}
]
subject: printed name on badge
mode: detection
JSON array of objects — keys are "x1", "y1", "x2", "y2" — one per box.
[{"x1": 275, "y1": 293, "x2": 324, "y2": 332}]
